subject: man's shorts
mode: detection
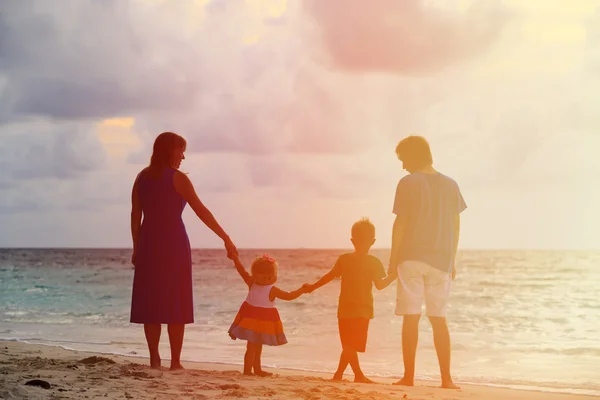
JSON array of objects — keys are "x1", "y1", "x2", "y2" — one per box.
[
  {"x1": 395, "y1": 260, "x2": 452, "y2": 317},
  {"x1": 338, "y1": 318, "x2": 370, "y2": 353}
]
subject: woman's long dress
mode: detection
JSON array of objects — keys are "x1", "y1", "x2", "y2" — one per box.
[{"x1": 130, "y1": 168, "x2": 193, "y2": 324}]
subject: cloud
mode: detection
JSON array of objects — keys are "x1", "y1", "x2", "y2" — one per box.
[
  {"x1": 303, "y1": 0, "x2": 510, "y2": 74},
  {"x1": 0, "y1": 121, "x2": 107, "y2": 181},
  {"x1": 0, "y1": 0, "x2": 201, "y2": 122}
]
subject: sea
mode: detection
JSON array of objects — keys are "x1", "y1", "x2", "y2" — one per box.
[{"x1": 1, "y1": 248, "x2": 599, "y2": 396}]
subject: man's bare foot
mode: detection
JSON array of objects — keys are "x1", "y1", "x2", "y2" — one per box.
[
  {"x1": 243, "y1": 371, "x2": 255, "y2": 376},
  {"x1": 393, "y1": 377, "x2": 414, "y2": 386},
  {"x1": 441, "y1": 380, "x2": 460, "y2": 389},
  {"x1": 254, "y1": 370, "x2": 273, "y2": 377},
  {"x1": 169, "y1": 363, "x2": 184, "y2": 371},
  {"x1": 354, "y1": 376, "x2": 375, "y2": 384},
  {"x1": 331, "y1": 374, "x2": 343, "y2": 381}
]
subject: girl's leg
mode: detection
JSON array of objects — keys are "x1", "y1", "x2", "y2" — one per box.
[
  {"x1": 144, "y1": 324, "x2": 162, "y2": 369},
  {"x1": 252, "y1": 344, "x2": 273, "y2": 377},
  {"x1": 244, "y1": 342, "x2": 257, "y2": 375},
  {"x1": 332, "y1": 351, "x2": 350, "y2": 381},
  {"x1": 167, "y1": 324, "x2": 185, "y2": 370}
]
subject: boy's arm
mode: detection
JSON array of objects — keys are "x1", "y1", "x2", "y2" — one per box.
[
  {"x1": 374, "y1": 274, "x2": 397, "y2": 290},
  {"x1": 232, "y1": 257, "x2": 253, "y2": 287},
  {"x1": 306, "y1": 268, "x2": 338, "y2": 293},
  {"x1": 270, "y1": 286, "x2": 305, "y2": 301}
]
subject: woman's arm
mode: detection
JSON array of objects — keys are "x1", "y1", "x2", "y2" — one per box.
[
  {"x1": 232, "y1": 256, "x2": 253, "y2": 288},
  {"x1": 130, "y1": 174, "x2": 142, "y2": 266},
  {"x1": 270, "y1": 286, "x2": 306, "y2": 301},
  {"x1": 173, "y1": 171, "x2": 238, "y2": 258}
]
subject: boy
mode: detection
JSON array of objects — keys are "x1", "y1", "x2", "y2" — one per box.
[{"x1": 305, "y1": 218, "x2": 396, "y2": 383}]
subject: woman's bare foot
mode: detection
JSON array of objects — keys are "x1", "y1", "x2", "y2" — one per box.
[
  {"x1": 150, "y1": 357, "x2": 161, "y2": 370},
  {"x1": 254, "y1": 370, "x2": 273, "y2": 377},
  {"x1": 169, "y1": 363, "x2": 184, "y2": 371},
  {"x1": 243, "y1": 371, "x2": 255, "y2": 376},
  {"x1": 441, "y1": 379, "x2": 460, "y2": 389},
  {"x1": 354, "y1": 376, "x2": 375, "y2": 384},
  {"x1": 331, "y1": 374, "x2": 343, "y2": 381},
  {"x1": 393, "y1": 377, "x2": 414, "y2": 386}
]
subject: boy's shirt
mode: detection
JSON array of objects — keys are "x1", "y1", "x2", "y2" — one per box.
[{"x1": 331, "y1": 253, "x2": 386, "y2": 319}]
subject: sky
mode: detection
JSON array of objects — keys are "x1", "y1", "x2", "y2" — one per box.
[{"x1": 1, "y1": 0, "x2": 599, "y2": 250}]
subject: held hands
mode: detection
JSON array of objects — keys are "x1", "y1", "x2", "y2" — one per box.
[
  {"x1": 301, "y1": 283, "x2": 315, "y2": 294},
  {"x1": 224, "y1": 237, "x2": 238, "y2": 260}
]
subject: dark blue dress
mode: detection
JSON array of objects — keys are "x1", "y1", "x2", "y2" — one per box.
[{"x1": 130, "y1": 168, "x2": 193, "y2": 324}]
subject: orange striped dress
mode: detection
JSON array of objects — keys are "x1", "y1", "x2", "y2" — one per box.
[{"x1": 228, "y1": 284, "x2": 287, "y2": 346}]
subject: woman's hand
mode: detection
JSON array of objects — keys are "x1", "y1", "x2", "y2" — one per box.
[
  {"x1": 224, "y1": 237, "x2": 238, "y2": 260},
  {"x1": 131, "y1": 251, "x2": 136, "y2": 269}
]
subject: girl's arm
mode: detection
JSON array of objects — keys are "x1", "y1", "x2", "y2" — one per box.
[
  {"x1": 269, "y1": 286, "x2": 306, "y2": 302},
  {"x1": 232, "y1": 257, "x2": 253, "y2": 288},
  {"x1": 373, "y1": 274, "x2": 397, "y2": 290}
]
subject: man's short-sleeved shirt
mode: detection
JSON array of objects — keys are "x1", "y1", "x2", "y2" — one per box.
[
  {"x1": 392, "y1": 172, "x2": 467, "y2": 273},
  {"x1": 331, "y1": 253, "x2": 386, "y2": 319}
]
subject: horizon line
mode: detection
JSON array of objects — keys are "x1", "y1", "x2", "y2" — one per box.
[{"x1": 0, "y1": 246, "x2": 599, "y2": 252}]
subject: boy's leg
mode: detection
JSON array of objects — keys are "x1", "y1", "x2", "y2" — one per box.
[
  {"x1": 394, "y1": 314, "x2": 420, "y2": 386},
  {"x1": 167, "y1": 324, "x2": 185, "y2": 370},
  {"x1": 143, "y1": 324, "x2": 162, "y2": 369},
  {"x1": 252, "y1": 343, "x2": 273, "y2": 377},
  {"x1": 332, "y1": 351, "x2": 350, "y2": 380},
  {"x1": 244, "y1": 342, "x2": 257, "y2": 375},
  {"x1": 347, "y1": 350, "x2": 374, "y2": 383}
]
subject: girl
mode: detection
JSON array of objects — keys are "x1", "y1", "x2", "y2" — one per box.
[{"x1": 229, "y1": 254, "x2": 307, "y2": 376}]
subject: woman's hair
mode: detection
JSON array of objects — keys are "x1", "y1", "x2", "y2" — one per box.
[
  {"x1": 395, "y1": 135, "x2": 433, "y2": 171},
  {"x1": 250, "y1": 254, "x2": 278, "y2": 285},
  {"x1": 145, "y1": 132, "x2": 187, "y2": 178}
]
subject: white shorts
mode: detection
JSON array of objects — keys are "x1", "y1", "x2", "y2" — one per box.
[{"x1": 395, "y1": 260, "x2": 452, "y2": 318}]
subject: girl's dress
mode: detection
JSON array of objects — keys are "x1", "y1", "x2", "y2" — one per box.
[
  {"x1": 130, "y1": 168, "x2": 193, "y2": 324},
  {"x1": 228, "y1": 284, "x2": 287, "y2": 346}
]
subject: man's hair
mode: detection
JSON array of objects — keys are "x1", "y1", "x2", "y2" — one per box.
[
  {"x1": 395, "y1": 136, "x2": 433, "y2": 169},
  {"x1": 351, "y1": 218, "x2": 375, "y2": 240}
]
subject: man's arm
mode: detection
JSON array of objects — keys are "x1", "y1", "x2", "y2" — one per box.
[
  {"x1": 388, "y1": 214, "x2": 407, "y2": 276},
  {"x1": 451, "y1": 214, "x2": 460, "y2": 280}
]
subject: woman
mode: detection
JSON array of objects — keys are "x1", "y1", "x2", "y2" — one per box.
[{"x1": 130, "y1": 132, "x2": 238, "y2": 370}]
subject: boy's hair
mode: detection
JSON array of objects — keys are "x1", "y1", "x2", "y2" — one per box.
[
  {"x1": 395, "y1": 135, "x2": 433, "y2": 170},
  {"x1": 250, "y1": 254, "x2": 278, "y2": 285},
  {"x1": 351, "y1": 218, "x2": 376, "y2": 241}
]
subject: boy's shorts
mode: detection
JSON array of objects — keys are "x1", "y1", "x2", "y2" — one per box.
[
  {"x1": 395, "y1": 260, "x2": 452, "y2": 317},
  {"x1": 338, "y1": 318, "x2": 370, "y2": 353}
]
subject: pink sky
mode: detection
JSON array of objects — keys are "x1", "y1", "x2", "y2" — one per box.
[{"x1": 1, "y1": 0, "x2": 599, "y2": 250}]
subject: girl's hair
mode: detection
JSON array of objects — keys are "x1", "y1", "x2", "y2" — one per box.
[
  {"x1": 144, "y1": 132, "x2": 187, "y2": 178},
  {"x1": 250, "y1": 254, "x2": 278, "y2": 285}
]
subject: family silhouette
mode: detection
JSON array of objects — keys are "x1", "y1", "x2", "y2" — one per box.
[{"x1": 130, "y1": 132, "x2": 466, "y2": 388}]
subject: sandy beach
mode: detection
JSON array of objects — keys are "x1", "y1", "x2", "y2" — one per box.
[{"x1": 0, "y1": 340, "x2": 594, "y2": 400}]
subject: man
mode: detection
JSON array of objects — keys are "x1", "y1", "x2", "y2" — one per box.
[{"x1": 389, "y1": 136, "x2": 467, "y2": 389}]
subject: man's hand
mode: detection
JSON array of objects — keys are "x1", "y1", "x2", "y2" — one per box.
[
  {"x1": 451, "y1": 264, "x2": 457, "y2": 281},
  {"x1": 387, "y1": 264, "x2": 398, "y2": 278}
]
